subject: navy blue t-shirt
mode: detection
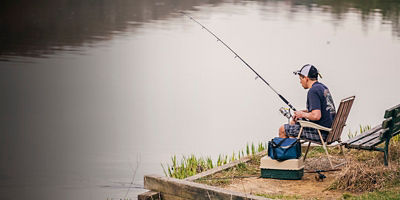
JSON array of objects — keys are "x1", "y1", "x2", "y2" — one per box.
[{"x1": 306, "y1": 82, "x2": 336, "y2": 128}]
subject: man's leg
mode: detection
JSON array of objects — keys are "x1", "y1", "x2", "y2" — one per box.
[
  {"x1": 280, "y1": 123, "x2": 301, "y2": 138},
  {"x1": 279, "y1": 125, "x2": 287, "y2": 138},
  {"x1": 302, "y1": 127, "x2": 326, "y2": 142}
]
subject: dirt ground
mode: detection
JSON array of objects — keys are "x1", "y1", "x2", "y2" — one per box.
[
  {"x1": 197, "y1": 155, "x2": 355, "y2": 199},
  {"x1": 222, "y1": 171, "x2": 346, "y2": 199}
]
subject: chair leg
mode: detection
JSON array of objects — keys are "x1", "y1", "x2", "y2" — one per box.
[
  {"x1": 297, "y1": 127, "x2": 303, "y2": 139},
  {"x1": 303, "y1": 141, "x2": 311, "y2": 162},
  {"x1": 317, "y1": 130, "x2": 334, "y2": 169}
]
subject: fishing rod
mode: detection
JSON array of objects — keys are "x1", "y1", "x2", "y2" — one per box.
[
  {"x1": 180, "y1": 12, "x2": 297, "y2": 112},
  {"x1": 304, "y1": 168, "x2": 341, "y2": 173}
]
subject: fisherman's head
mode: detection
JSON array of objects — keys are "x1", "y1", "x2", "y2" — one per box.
[{"x1": 293, "y1": 64, "x2": 319, "y2": 89}]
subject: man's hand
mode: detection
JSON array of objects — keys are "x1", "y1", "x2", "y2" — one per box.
[{"x1": 294, "y1": 111, "x2": 306, "y2": 121}]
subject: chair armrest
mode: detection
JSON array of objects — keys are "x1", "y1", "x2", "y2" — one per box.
[{"x1": 298, "y1": 120, "x2": 332, "y2": 132}]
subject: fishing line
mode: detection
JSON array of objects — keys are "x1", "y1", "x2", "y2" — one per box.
[
  {"x1": 124, "y1": 153, "x2": 141, "y2": 199},
  {"x1": 180, "y1": 11, "x2": 297, "y2": 111}
]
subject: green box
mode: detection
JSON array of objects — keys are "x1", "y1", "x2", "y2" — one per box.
[{"x1": 261, "y1": 168, "x2": 304, "y2": 180}]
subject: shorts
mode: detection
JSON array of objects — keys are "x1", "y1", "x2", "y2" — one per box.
[{"x1": 284, "y1": 123, "x2": 327, "y2": 142}]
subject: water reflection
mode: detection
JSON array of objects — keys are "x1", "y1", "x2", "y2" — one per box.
[
  {"x1": 0, "y1": 0, "x2": 227, "y2": 60},
  {"x1": 1, "y1": 0, "x2": 400, "y2": 60}
]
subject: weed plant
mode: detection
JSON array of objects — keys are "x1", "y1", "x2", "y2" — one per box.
[
  {"x1": 347, "y1": 125, "x2": 371, "y2": 139},
  {"x1": 329, "y1": 130, "x2": 400, "y2": 193}
]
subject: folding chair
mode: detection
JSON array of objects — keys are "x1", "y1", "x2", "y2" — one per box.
[{"x1": 297, "y1": 96, "x2": 355, "y2": 169}]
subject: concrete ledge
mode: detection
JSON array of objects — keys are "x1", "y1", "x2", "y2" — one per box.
[{"x1": 144, "y1": 174, "x2": 270, "y2": 200}]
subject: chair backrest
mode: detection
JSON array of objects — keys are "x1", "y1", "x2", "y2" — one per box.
[{"x1": 326, "y1": 96, "x2": 356, "y2": 143}]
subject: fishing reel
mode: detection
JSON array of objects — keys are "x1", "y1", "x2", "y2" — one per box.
[{"x1": 279, "y1": 107, "x2": 292, "y2": 123}]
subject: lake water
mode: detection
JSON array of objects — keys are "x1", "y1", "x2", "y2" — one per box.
[{"x1": 1, "y1": 0, "x2": 400, "y2": 199}]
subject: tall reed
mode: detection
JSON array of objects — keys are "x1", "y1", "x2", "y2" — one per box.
[{"x1": 162, "y1": 142, "x2": 266, "y2": 179}]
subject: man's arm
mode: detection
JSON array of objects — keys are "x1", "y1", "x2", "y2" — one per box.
[{"x1": 294, "y1": 110, "x2": 321, "y2": 121}]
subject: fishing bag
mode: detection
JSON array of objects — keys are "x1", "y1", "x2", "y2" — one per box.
[{"x1": 268, "y1": 137, "x2": 301, "y2": 161}]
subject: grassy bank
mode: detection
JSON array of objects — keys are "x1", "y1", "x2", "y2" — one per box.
[{"x1": 162, "y1": 126, "x2": 400, "y2": 199}]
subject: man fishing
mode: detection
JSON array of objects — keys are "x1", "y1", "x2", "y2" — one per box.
[
  {"x1": 181, "y1": 13, "x2": 335, "y2": 139},
  {"x1": 278, "y1": 64, "x2": 336, "y2": 142}
]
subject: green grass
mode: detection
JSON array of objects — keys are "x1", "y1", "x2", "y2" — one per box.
[
  {"x1": 348, "y1": 125, "x2": 371, "y2": 139},
  {"x1": 393, "y1": 134, "x2": 400, "y2": 142},
  {"x1": 342, "y1": 187, "x2": 400, "y2": 199},
  {"x1": 162, "y1": 142, "x2": 266, "y2": 179},
  {"x1": 303, "y1": 145, "x2": 344, "y2": 158},
  {"x1": 256, "y1": 193, "x2": 302, "y2": 199},
  {"x1": 195, "y1": 154, "x2": 261, "y2": 186},
  {"x1": 304, "y1": 146, "x2": 325, "y2": 158}
]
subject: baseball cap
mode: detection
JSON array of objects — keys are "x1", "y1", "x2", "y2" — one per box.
[{"x1": 293, "y1": 64, "x2": 319, "y2": 78}]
